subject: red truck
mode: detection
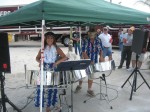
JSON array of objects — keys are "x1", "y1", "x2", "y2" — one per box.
[{"x1": 0, "y1": 5, "x2": 22, "y2": 17}]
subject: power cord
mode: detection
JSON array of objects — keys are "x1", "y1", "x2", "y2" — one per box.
[
  {"x1": 81, "y1": 70, "x2": 118, "y2": 103},
  {"x1": 5, "y1": 85, "x2": 36, "y2": 90},
  {"x1": 92, "y1": 81, "x2": 119, "y2": 102},
  {"x1": 2, "y1": 85, "x2": 35, "y2": 111},
  {"x1": 19, "y1": 91, "x2": 35, "y2": 110}
]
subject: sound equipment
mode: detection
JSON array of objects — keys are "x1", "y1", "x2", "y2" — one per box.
[
  {"x1": 122, "y1": 30, "x2": 150, "y2": 100},
  {"x1": 131, "y1": 29, "x2": 149, "y2": 54},
  {"x1": 0, "y1": 33, "x2": 11, "y2": 73},
  {"x1": 0, "y1": 33, "x2": 21, "y2": 112}
]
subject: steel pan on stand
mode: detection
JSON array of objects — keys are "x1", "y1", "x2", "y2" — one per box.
[{"x1": 86, "y1": 60, "x2": 115, "y2": 79}]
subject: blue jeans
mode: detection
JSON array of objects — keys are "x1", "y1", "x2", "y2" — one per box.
[
  {"x1": 102, "y1": 47, "x2": 112, "y2": 58},
  {"x1": 119, "y1": 42, "x2": 123, "y2": 52},
  {"x1": 74, "y1": 43, "x2": 80, "y2": 55}
]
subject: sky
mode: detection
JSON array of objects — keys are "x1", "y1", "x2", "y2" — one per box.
[
  {"x1": 0, "y1": 0, "x2": 150, "y2": 13},
  {"x1": 105, "y1": 0, "x2": 150, "y2": 13},
  {"x1": 0, "y1": 0, "x2": 39, "y2": 6}
]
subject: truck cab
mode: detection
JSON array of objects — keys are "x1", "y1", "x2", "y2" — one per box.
[{"x1": 50, "y1": 26, "x2": 89, "y2": 47}]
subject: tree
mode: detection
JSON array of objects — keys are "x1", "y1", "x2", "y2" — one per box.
[{"x1": 136, "y1": 0, "x2": 150, "y2": 7}]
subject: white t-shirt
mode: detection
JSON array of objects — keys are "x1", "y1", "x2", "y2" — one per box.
[{"x1": 98, "y1": 33, "x2": 111, "y2": 47}]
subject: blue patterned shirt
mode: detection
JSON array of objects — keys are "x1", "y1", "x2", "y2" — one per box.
[
  {"x1": 82, "y1": 38, "x2": 101, "y2": 63},
  {"x1": 96, "y1": 35, "x2": 104, "y2": 50}
]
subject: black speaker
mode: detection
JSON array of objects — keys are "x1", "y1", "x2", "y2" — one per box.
[
  {"x1": 0, "y1": 33, "x2": 11, "y2": 73},
  {"x1": 131, "y1": 29, "x2": 149, "y2": 54}
]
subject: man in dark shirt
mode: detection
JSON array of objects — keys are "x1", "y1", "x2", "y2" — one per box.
[
  {"x1": 147, "y1": 31, "x2": 150, "y2": 51},
  {"x1": 72, "y1": 27, "x2": 80, "y2": 55},
  {"x1": 118, "y1": 28, "x2": 133, "y2": 69}
]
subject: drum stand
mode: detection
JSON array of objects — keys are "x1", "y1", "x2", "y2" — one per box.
[
  {"x1": 121, "y1": 54, "x2": 150, "y2": 100},
  {"x1": 58, "y1": 69, "x2": 77, "y2": 112},
  {"x1": 55, "y1": 60, "x2": 91, "y2": 112},
  {"x1": 83, "y1": 74, "x2": 113, "y2": 109},
  {"x1": 0, "y1": 71, "x2": 22, "y2": 112},
  {"x1": 58, "y1": 71, "x2": 72, "y2": 112},
  {"x1": 59, "y1": 89, "x2": 72, "y2": 112}
]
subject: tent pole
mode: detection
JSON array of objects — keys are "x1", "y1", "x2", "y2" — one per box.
[
  {"x1": 70, "y1": 26, "x2": 73, "y2": 52},
  {"x1": 79, "y1": 26, "x2": 82, "y2": 57},
  {"x1": 70, "y1": 26, "x2": 73, "y2": 39},
  {"x1": 40, "y1": 20, "x2": 45, "y2": 112}
]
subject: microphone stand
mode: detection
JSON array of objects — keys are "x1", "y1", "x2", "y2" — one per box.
[{"x1": 83, "y1": 74, "x2": 113, "y2": 109}]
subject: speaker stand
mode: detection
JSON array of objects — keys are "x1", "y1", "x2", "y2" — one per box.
[
  {"x1": 0, "y1": 71, "x2": 22, "y2": 112},
  {"x1": 121, "y1": 54, "x2": 150, "y2": 100},
  {"x1": 83, "y1": 74, "x2": 113, "y2": 109}
]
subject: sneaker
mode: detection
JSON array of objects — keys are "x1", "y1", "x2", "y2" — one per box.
[
  {"x1": 118, "y1": 66, "x2": 122, "y2": 69},
  {"x1": 87, "y1": 90, "x2": 95, "y2": 97},
  {"x1": 74, "y1": 85, "x2": 82, "y2": 93},
  {"x1": 127, "y1": 67, "x2": 134, "y2": 71},
  {"x1": 54, "y1": 106, "x2": 61, "y2": 112}
]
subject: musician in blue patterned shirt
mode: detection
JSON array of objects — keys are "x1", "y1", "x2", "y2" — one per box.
[{"x1": 75, "y1": 30, "x2": 101, "y2": 96}]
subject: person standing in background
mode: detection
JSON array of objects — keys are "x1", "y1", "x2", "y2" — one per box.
[
  {"x1": 72, "y1": 27, "x2": 80, "y2": 55},
  {"x1": 118, "y1": 26, "x2": 134, "y2": 70},
  {"x1": 96, "y1": 29, "x2": 103, "y2": 62},
  {"x1": 98, "y1": 27, "x2": 113, "y2": 61},
  {"x1": 96, "y1": 29, "x2": 101, "y2": 36},
  {"x1": 119, "y1": 29, "x2": 127, "y2": 59},
  {"x1": 129, "y1": 30, "x2": 149, "y2": 71},
  {"x1": 147, "y1": 31, "x2": 150, "y2": 51},
  {"x1": 118, "y1": 28, "x2": 124, "y2": 52}
]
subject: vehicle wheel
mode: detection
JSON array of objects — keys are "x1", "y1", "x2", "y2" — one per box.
[{"x1": 63, "y1": 37, "x2": 70, "y2": 47}]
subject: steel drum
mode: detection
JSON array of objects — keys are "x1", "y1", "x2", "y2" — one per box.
[
  {"x1": 85, "y1": 60, "x2": 115, "y2": 79},
  {"x1": 62, "y1": 70, "x2": 87, "y2": 83},
  {"x1": 94, "y1": 60, "x2": 115, "y2": 72},
  {"x1": 73, "y1": 70, "x2": 87, "y2": 82},
  {"x1": 40, "y1": 71, "x2": 70, "y2": 86},
  {"x1": 26, "y1": 67, "x2": 91, "y2": 86},
  {"x1": 26, "y1": 70, "x2": 39, "y2": 86},
  {"x1": 59, "y1": 71, "x2": 72, "y2": 85},
  {"x1": 26, "y1": 70, "x2": 74, "y2": 87},
  {"x1": 94, "y1": 63, "x2": 100, "y2": 72},
  {"x1": 86, "y1": 65, "x2": 95, "y2": 79},
  {"x1": 43, "y1": 71, "x2": 60, "y2": 85}
]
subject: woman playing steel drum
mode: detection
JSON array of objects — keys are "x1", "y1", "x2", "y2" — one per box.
[{"x1": 36, "y1": 32, "x2": 67, "y2": 112}]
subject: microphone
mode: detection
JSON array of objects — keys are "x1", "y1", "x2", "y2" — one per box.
[{"x1": 102, "y1": 74, "x2": 106, "y2": 85}]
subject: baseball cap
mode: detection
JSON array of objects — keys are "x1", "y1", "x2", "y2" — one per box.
[{"x1": 129, "y1": 26, "x2": 135, "y2": 32}]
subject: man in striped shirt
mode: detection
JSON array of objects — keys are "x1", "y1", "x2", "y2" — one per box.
[{"x1": 74, "y1": 29, "x2": 101, "y2": 96}]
